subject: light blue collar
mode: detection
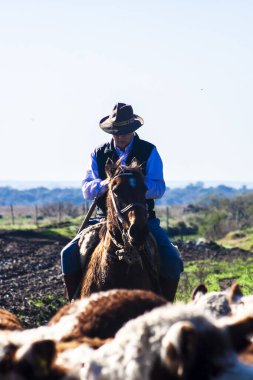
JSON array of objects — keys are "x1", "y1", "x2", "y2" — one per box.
[{"x1": 113, "y1": 134, "x2": 135, "y2": 157}]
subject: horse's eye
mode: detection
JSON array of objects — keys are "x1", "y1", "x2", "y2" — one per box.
[{"x1": 129, "y1": 178, "x2": 136, "y2": 188}]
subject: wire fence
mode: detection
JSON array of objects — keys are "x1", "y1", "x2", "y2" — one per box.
[
  {"x1": 0, "y1": 202, "x2": 91, "y2": 228},
  {"x1": 0, "y1": 203, "x2": 198, "y2": 241}
]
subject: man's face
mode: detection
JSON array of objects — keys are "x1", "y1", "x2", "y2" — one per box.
[{"x1": 113, "y1": 132, "x2": 134, "y2": 150}]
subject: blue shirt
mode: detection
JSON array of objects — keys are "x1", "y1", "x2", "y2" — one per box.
[{"x1": 82, "y1": 134, "x2": 166, "y2": 200}]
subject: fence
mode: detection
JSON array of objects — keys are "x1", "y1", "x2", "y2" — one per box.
[
  {"x1": 0, "y1": 203, "x2": 198, "y2": 240},
  {"x1": 0, "y1": 202, "x2": 91, "y2": 228}
]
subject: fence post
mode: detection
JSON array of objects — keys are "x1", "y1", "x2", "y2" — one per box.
[
  {"x1": 166, "y1": 206, "x2": 169, "y2": 233},
  {"x1": 35, "y1": 204, "x2": 39, "y2": 227},
  {"x1": 10, "y1": 204, "x2": 15, "y2": 225},
  {"x1": 58, "y1": 203, "x2": 62, "y2": 225}
]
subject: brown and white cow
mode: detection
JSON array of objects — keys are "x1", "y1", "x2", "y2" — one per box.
[
  {"x1": 81, "y1": 302, "x2": 253, "y2": 380},
  {"x1": 2, "y1": 290, "x2": 253, "y2": 380},
  {"x1": 48, "y1": 288, "x2": 167, "y2": 341},
  {"x1": 0, "y1": 289, "x2": 166, "y2": 379},
  {"x1": 191, "y1": 283, "x2": 253, "y2": 318},
  {"x1": 0, "y1": 308, "x2": 23, "y2": 331},
  {"x1": 191, "y1": 283, "x2": 253, "y2": 370}
]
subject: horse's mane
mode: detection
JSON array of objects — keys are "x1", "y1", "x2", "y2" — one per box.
[
  {"x1": 81, "y1": 161, "x2": 147, "y2": 297},
  {"x1": 81, "y1": 237, "x2": 107, "y2": 296},
  {"x1": 105, "y1": 159, "x2": 145, "y2": 182},
  {"x1": 99, "y1": 222, "x2": 107, "y2": 239}
]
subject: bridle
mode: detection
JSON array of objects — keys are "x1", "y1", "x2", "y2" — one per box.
[
  {"x1": 110, "y1": 172, "x2": 146, "y2": 224},
  {"x1": 109, "y1": 172, "x2": 146, "y2": 224},
  {"x1": 106, "y1": 171, "x2": 147, "y2": 264}
]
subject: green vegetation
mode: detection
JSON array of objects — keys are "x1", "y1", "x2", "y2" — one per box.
[
  {"x1": 218, "y1": 227, "x2": 253, "y2": 251},
  {"x1": 18, "y1": 294, "x2": 66, "y2": 327},
  {"x1": 196, "y1": 193, "x2": 253, "y2": 241},
  {"x1": 1, "y1": 193, "x2": 252, "y2": 326},
  {"x1": 0, "y1": 212, "x2": 84, "y2": 240},
  {"x1": 38, "y1": 225, "x2": 78, "y2": 240},
  {"x1": 177, "y1": 258, "x2": 253, "y2": 302},
  {"x1": 0, "y1": 217, "x2": 38, "y2": 230},
  {"x1": 157, "y1": 192, "x2": 253, "y2": 252},
  {"x1": 1, "y1": 195, "x2": 253, "y2": 251},
  {"x1": 1, "y1": 192, "x2": 252, "y2": 251}
]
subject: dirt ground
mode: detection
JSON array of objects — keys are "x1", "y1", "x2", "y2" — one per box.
[
  {"x1": 0, "y1": 230, "x2": 68, "y2": 328},
  {"x1": 0, "y1": 230, "x2": 252, "y2": 328}
]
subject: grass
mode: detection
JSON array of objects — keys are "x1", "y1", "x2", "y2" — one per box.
[
  {"x1": 38, "y1": 226, "x2": 78, "y2": 240},
  {"x1": 18, "y1": 294, "x2": 66, "y2": 327},
  {"x1": 0, "y1": 215, "x2": 83, "y2": 240},
  {"x1": 0, "y1": 218, "x2": 38, "y2": 230},
  {"x1": 218, "y1": 227, "x2": 253, "y2": 251},
  {"x1": 177, "y1": 258, "x2": 253, "y2": 302}
]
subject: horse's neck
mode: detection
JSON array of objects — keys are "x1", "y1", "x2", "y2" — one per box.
[{"x1": 106, "y1": 220, "x2": 124, "y2": 248}]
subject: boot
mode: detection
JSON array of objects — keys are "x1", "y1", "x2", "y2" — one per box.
[
  {"x1": 159, "y1": 276, "x2": 179, "y2": 303},
  {"x1": 63, "y1": 270, "x2": 82, "y2": 302}
]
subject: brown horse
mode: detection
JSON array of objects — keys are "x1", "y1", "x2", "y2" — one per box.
[{"x1": 80, "y1": 160, "x2": 160, "y2": 297}]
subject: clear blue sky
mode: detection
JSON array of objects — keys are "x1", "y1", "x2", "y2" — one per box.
[{"x1": 1, "y1": 0, "x2": 252, "y2": 186}]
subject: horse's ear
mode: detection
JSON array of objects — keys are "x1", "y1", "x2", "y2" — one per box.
[
  {"x1": 105, "y1": 158, "x2": 118, "y2": 178},
  {"x1": 130, "y1": 158, "x2": 141, "y2": 169}
]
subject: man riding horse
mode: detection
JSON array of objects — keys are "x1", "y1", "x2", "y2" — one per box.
[{"x1": 60, "y1": 103, "x2": 183, "y2": 302}]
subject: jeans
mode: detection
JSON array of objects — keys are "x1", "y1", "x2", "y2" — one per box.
[
  {"x1": 147, "y1": 218, "x2": 183, "y2": 280},
  {"x1": 61, "y1": 233, "x2": 82, "y2": 275},
  {"x1": 61, "y1": 218, "x2": 183, "y2": 280}
]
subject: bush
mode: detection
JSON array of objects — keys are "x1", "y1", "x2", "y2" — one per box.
[
  {"x1": 168, "y1": 221, "x2": 198, "y2": 237},
  {"x1": 200, "y1": 211, "x2": 229, "y2": 240}
]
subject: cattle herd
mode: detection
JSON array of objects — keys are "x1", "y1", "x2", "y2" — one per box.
[{"x1": 1, "y1": 285, "x2": 253, "y2": 379}]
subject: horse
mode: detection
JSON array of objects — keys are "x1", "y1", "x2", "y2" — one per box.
[{"x1": 80, "y1": 159, "x2": 160, "y2": 298}]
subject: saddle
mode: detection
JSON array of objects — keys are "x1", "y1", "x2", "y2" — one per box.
[{"x1": 78, "y1": 221, "x2": 106, "y2": 270}]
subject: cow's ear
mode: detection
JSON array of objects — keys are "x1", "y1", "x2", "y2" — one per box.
[
  {"x1": 224, "y1": 315, "x2": 253, "y2": 352},
  {"x1": 15, "y1": 340, "x2": 56, "y2": 377},
  {"x1": 161, "y1": 321, "x2": 198, "y2": 378},
  {"x1": 228, "y1": 283, "x2": 243, "y2": 304},
  {"x1": 191, "y1": 284, "x2": 208, "y2": 301}
]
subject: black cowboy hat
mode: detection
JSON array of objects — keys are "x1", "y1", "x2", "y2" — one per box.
[{"x1": 99, "y1": 103, "x2": 144, "y2": 135}]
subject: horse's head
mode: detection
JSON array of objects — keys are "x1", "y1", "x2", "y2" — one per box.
[{"x1": 105, "y1": 159, "x2": 149, "y2": 248}]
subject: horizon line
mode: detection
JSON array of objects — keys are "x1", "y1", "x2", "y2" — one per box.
[{"x1": 0, "y1": 179, "x2": 253, "y2": 190}]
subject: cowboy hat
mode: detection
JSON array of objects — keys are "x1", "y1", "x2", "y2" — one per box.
[{"x1": 99, "y1": 103, "x2": 144, "y2": 135}]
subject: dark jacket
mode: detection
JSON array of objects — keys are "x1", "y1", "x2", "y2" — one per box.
[{"x1": 95, "y1": 134, "x2": 156, "y2": 219}]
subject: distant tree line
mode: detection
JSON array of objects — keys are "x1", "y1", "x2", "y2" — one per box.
[
  {"x1": 0, "y1": 182, "x2": 252, "y2": 206},
  {"x1": 158, "y1": 182, "x2": 252, "y2": 206},
  {"x1": 0, "y1": 187, "x2": 84, "y2": 206}
]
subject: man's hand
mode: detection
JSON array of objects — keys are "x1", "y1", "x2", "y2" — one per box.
[
  {"x1": 98, "y1": 179, "x2": 109, "y2": 196},
  {"x1": 100, "y1": 179, "x2": 109, "y2": 188}
]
